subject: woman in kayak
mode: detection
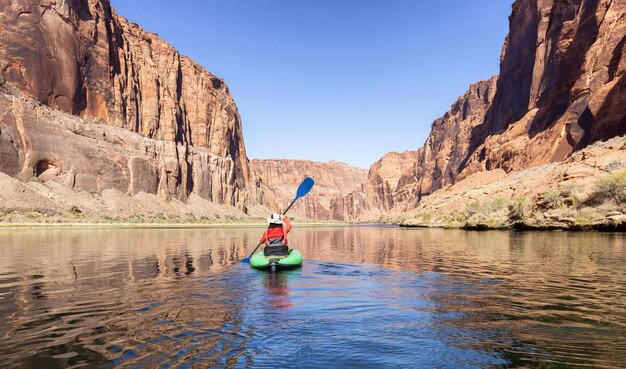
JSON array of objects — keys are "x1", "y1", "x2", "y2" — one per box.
[{"x1": 259, "y1": 214, "x2": 292, "y2": 256}]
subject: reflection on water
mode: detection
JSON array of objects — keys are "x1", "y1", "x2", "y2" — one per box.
[
  {"x1": 262, "y1": 271, "x2": 293, "y2": 309},
  {"x1": 0, "y1": 227, "x2": 624, "y2": 368}
]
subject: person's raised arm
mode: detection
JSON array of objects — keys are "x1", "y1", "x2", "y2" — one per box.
[{"x1": 283, "y1": 217, "x2": 292, "y2": 234}]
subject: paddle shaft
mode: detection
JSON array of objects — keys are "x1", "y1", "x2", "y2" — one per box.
[
  {"x1": 246, "y1": 197, "x2": 297, "y2": 259},
  {"x1": 282, "y1": 198, "x2": 297, "y2": 215}
]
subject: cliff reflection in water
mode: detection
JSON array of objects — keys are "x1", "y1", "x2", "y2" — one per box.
[
  {"x1": 0, "y1": 227, "x2": 624, "y2": 368},
  {"x1": 294, "y1": 227, "x2": 626, "y2": 367},
  {"x1": 0, "y1": 228, "x2": 255, "y2": 368}
]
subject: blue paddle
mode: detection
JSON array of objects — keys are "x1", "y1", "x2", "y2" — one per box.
[{"x1": 241, "y1": 177, "x2": 315, "y2": 263}]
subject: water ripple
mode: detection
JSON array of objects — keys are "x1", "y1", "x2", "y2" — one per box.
[{"x1": 0, "y1": 228, "x2": 624, "y2": 368}]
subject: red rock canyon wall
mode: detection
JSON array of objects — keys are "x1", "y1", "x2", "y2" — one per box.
[
  {"x1": 0, "y1": 0, "x2": 266, "y2": 210},
  {"x1": 335, "y1": 0, "x2": 626, "y2": 220}
]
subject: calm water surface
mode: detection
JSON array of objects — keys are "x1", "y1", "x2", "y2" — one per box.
[{"x1": 0, "y1": 226, "x2": 625, "y2": 368}]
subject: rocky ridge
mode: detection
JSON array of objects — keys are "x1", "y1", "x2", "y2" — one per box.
[
  {"x1": 392, "y1": 77, "x2": 498, "y2": 211},
  {"x1": 329, "y1": 150, "x2": 418, "y2": 221}
]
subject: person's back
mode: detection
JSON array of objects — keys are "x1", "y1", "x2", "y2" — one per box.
[{"x1": 260, "y1": 214, "x2": 292, "y2": 256}]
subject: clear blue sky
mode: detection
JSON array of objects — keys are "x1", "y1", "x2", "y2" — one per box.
[{"x1": 110, "y1": 0, "x2": 513, "y2": 168}]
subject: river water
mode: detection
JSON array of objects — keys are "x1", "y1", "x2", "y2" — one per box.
[{"x1": 0, "y1": 226, "x2": 624, "y2": 368}]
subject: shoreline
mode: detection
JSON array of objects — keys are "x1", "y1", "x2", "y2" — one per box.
[
  {"x1": 1, "y1": 220, "x2": 623, "y2": 232},
  {"x1": 0, "y1": 221, "x2": 360, "y2": 229},
  {"x1": 399, "y1": 219, "x2": 626, "y2": 232}
]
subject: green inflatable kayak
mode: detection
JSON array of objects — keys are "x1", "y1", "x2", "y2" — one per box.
[{"x1": 250, "y1": 249, "x2": 303, "y2": 271}]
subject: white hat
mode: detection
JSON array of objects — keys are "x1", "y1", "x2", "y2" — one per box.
[{"x1": 267, "y1": 213, "x2": 283, "y2": 224}]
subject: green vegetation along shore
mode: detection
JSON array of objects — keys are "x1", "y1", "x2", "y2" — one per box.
[{"x1": 397, "y1": 170, "x2": 626, "y2": 232}]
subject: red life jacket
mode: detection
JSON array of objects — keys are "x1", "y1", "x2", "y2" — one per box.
[{"x1": 264, "y1": 226, "x2": 288, "y2": 246}]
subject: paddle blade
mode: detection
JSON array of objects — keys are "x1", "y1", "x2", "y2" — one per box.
[
  {"x1": 241, "y1": 257, "x2": 250, "y2": 263},
  {"x1": 295, "y1": 177, "x2": 315, "y2": 200}
]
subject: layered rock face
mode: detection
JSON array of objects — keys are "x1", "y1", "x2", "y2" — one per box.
[
  {"x1": 251, "y1": 159, "x2": 367, "y2": 220},
  {"x1": 0, "y1": 85, "x2": 273, "y2": 219},
  {"x1": 459, "y1": 0, "x2": 626, "y2": 179},
  {"x1": 393, "y1": 77, "x2": 498, "y2": 210},
  {"x1": 336, "y1": 0, "x2": 626, "y2": 220},
  {"x1": 404, "y1": 136, "x2": 626, "y2": 230},
  {"x1": 0, "y1": 0, "x2": 262, "y2": 209},
  {"x1": 330, "y1": 151, "x2": 417, "y2": 221}
]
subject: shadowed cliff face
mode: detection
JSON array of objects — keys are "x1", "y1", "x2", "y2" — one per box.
[
  {"x1": 460, "y1": 0, "x2": 626, "y2": 179},
  {"x1": 334, "y1": 0, "x2": 626, "y2": 220},
  {"x1": 394, "y1": 77, "x2": 498, "y2": 210},
  {"x1": 0, "y1": 0, "x2": 260, "y2": 209}
]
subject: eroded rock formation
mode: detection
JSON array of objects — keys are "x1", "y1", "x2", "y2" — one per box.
[
  {"x1": 251, "y1": 159, "x2": 367, "y2": 220},
  {"x1": 459, "y1": 0, "x2": 626, "y2": 178},
  {"x1": 330, "y1": 151, "x2": 417, "y2": 221},
  {"x1": 394, "y1": 77, "x2": 498, "y2": 210},
  {"x1": 0, "y1": 0, "x2": 265, "y2": 210}
]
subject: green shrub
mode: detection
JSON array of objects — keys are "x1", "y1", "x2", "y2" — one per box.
[
  {"x1": 466, "y1": 197, "x2": 507, "y2": 216},
  {"x1": 563, "y1": 196, "x2": 581, "y2": 209},
  {"x1": 589, "y1": 170, "x2": 626, "y2": 204},
  {"x1": 558, "y1": 185, "x2": 585, "y2": 209},
  {"x1": 539, "y1": 189, "x2": 562, "y2": 209},
  {"x1": 441, "y1": 211, "x2": 466, "y2": 224},
  {"x1": 466, "y1": 201, "x2": 481, "y2": 216},
  {"x1": 510, "y1": 196, "x2": 532, "y2": 221},
  {"x1": 404, "y1": 211, "x2": 432, "y2": 226},
  {"x1": 573, "y1": 208, "x2": 604, "y2": 225}
]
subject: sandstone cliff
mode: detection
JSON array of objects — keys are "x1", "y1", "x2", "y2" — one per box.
[
  {"x1": 335, "y1": 0, "x2": 626, "y2": 221},
  {"x1": 0, "y1": 84, "x2": 275, "y2": 222},
  {"x1": 0, "y1": 0, "x2": 266, "y2": 211},
  {"x1": 459, "y1": 0, "x2": 626, "y2": 179},
  {"x1": 329, "y1": 150, "x2": 417, "y2": 221},
  {"x1": 393, "y1": 77, "x2": 498, "y2": 210},
  {"x1": 251, "y1": 159, "x2": 367, "y2": 220}
]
